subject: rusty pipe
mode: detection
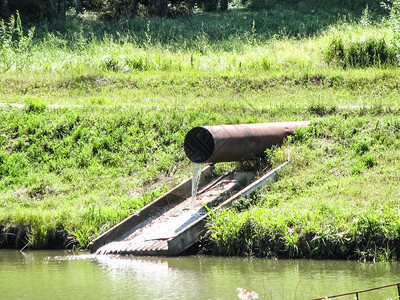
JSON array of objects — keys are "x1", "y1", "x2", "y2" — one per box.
[{"x1": 184, "y1": 121, "x2": 310, "y2": 163}]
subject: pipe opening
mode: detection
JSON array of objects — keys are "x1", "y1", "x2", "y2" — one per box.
[{"x1": 184, "y1": 127, "x2": 215, "y2": 163}]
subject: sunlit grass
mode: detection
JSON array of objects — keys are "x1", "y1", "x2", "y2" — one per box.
[{"x1": 1, "y1": 6, "x2": 400, "y2": 254}]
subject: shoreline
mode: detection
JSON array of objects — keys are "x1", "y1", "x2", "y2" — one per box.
[{"x1": 1, "y1": 224, "x2": 399, "y2": 262}]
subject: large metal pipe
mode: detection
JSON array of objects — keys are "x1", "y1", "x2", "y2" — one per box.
[{"x1": 184, "y1": 121, "x2": 310, "y2": 163}]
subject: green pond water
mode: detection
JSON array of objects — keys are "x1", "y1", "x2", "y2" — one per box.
[{"x1": 1, "y1": 250, "x2": 400, "y2": 300}]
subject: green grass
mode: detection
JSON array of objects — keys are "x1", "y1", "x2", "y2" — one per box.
[
  {"x1": 1, "y1": 4, "x2": 400, "y2": 257},
  {"x1": 0, "y1": 101, "x2": 307, "y2": 248},
  {"x1": 206, "y1": 116, "x2": 400, "y2": 261}
]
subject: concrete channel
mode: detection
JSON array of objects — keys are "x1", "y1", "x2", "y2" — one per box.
[{"x1": 89, "y1": 161, "x2": 290, "y2": 256}]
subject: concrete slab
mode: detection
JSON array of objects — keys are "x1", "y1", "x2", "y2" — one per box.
[{"x1": 90, "y1": 162, "x2": 289, "y2": 256}]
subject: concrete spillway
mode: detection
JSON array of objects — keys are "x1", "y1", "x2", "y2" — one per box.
[{"x1": 89, "y1": 162, "x2": 289, "y2": 256}]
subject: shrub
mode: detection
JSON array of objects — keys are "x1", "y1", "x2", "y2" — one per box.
[
  {"x1": 382, "y1": 0, "x2": 400, "y2": 63},
  {"x1": 243, "y1": 0, "x2": 380, "y2": 11},
  {"x1": 0, "y1": 11, "x2": 35, "y2": 72},
  {"x1": 325, "y1": 36, "x2": 396, "y2": 68},
  {"x1": 103, "y1": 0, "x2": 141, "y2": 19},
  {"x1": 322, "y1": 10, "x2": 397, "y2": 68},
  {"x1": 25, "y1": 99, "x2": 47, "y2": 114}
]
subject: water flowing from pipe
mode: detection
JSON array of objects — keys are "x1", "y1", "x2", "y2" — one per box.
[{"x1": 191, "y1": 163, "x2": 203, "y2": 209}]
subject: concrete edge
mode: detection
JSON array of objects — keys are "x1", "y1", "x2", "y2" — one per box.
[
  {"x1": 167, "y1": 161, "x2": 291, "y2": 255},
  {"x1": 89, "y1": 165, "x2": 214, "y2": 253}
]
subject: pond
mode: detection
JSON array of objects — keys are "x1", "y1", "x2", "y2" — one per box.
[{"x1": 1, "y1": 250, "x2": 400, "y2": 299}]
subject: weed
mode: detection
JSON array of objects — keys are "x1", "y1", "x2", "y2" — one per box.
[
  {"x1": 0, "y1": 11, "x2": 35, "y2": 72},
  {"x1": 382, "y1": 0, "x2": 400, "y2": 63},
  {"x1": 25, "y1": 98, "x2": 47, "y2": 113},
  {"x1": 322, "y1": 24, "x2": 396, "y2": 68}
]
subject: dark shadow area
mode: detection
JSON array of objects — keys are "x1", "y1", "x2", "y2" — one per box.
[{"x1": 24, "y1": 1, "x2": 387, "y2": 51}]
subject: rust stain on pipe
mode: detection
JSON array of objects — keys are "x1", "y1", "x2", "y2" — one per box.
[{"x1": 184, "y1": 121, "x2": 310, "y2": 163}]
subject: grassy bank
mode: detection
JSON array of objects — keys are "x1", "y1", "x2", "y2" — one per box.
[
  {"x1": 206, "y1": 115, "x2": 400, "y2": 261},
  {"x1": 0, "y1": 99, "x2": 309, "y2": 248},
  {"x1": 1, "y1": 4, "x2": 400, "y2": 259}
]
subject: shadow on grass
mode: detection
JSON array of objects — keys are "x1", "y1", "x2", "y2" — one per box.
[{"x1": 33, "y1": 2, "x2": 386, "y2": 51}]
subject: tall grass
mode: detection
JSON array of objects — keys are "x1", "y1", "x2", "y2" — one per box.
[
  {"x1": 321, "y1": 7, "x2": 397, "y2": 68},
  {"x1": 0, "y1": 6, "x2": 395, "y2": 75},
  {"x1": 0, "y1": 11, "x2": 35, "y2": 73}
]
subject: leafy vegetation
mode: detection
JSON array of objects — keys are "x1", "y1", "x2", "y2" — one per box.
[
  {"x1": 0, "y1": 3, "x2": 400, "y2": 260},
  {"x1": 0, "y1": 11, "x2": 35, "y2": 73}
]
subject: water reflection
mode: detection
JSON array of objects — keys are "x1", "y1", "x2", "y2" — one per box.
[
  {"x1": 0, "y1": 250, "x2": 399, "y2": 299},
  {"x1": 91, "y1": 255, "x2": 400, "y2": 299}
]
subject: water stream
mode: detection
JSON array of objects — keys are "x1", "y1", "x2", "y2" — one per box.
[
  {"x1": 2, "y1": 250, "x2": 400, "y2": 299},
  {"x1": 191, "y1": 163, "x2": 204, "y2": 209}
]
